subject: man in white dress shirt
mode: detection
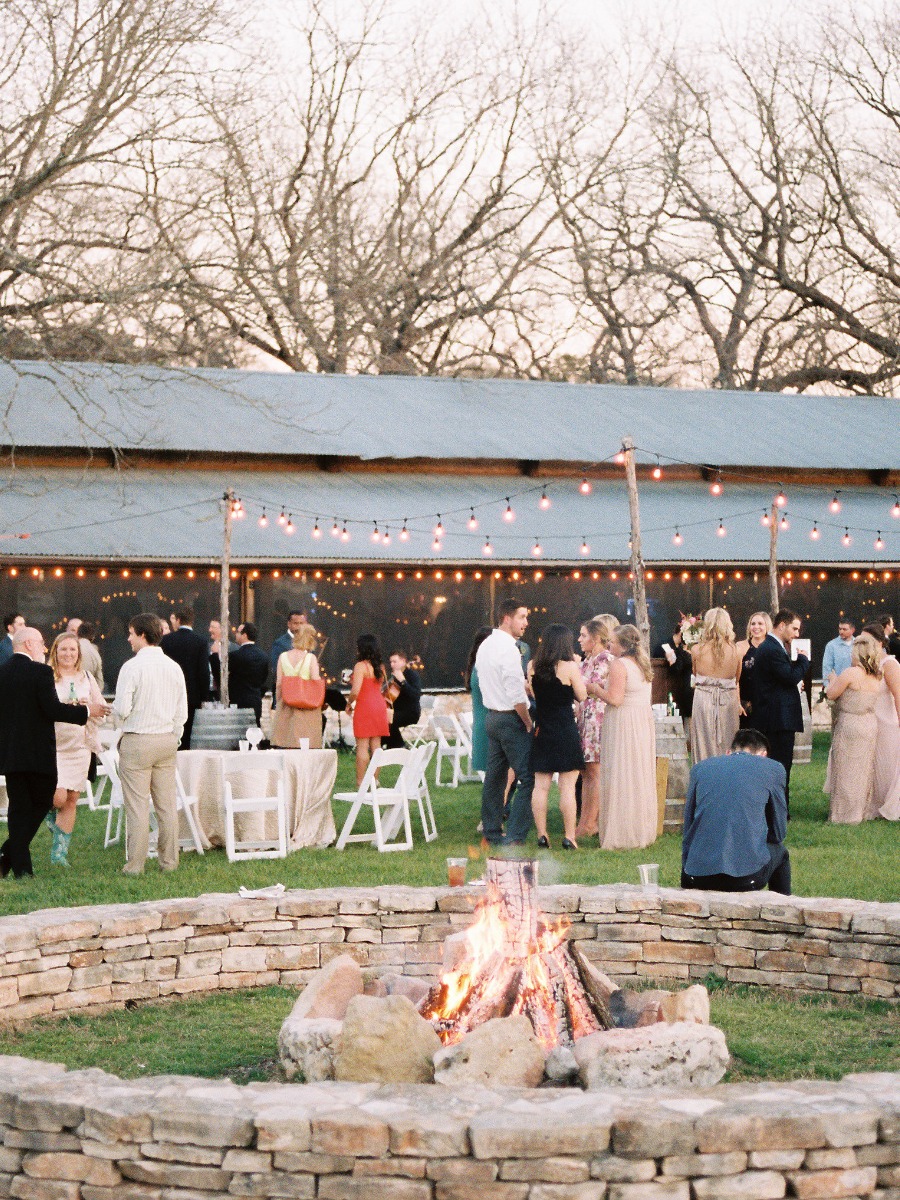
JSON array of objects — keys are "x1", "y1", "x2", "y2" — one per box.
[
  {"x1": 113, "y1": 613, "x2": 188, "y2": 875},
  {"x1": 474, "y1": 598, "x2": 534, "y2": 846}
]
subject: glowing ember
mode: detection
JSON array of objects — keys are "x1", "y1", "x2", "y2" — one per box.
[{"x1": 421, "y1": 859, "x2": 609, "y2": 1052}]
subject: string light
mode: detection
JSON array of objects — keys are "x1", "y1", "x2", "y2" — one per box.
[
  {"x1": 340, "y1": 523, "x2": 350, "y2": 542},
  {"x1": 503, "y1": 499, "x2": 515, "y2": 522},
  {"x1": 277, "y1": 508, "x2": 287, "y2": 526},
  {"x1": 829, "y1": 493, "x2": 842, "y2": 514},
  {"x1": 539, "y1": 490, "x2": 551, "y2": 510},
  {"x1": 381, "y1": 528, "x2": 391, "y2": 545},
  {"x1": 482, "y1": 537, "x2": 493, "y2": 556},
  {"x1": 709, "y1": 472, "x2": 723, "y2": 497},
  {"x1": 774, "y1": 488, "x2": 787, "y2": 508},
  {"x1": 842, "y1": 528, "x2": 852, "y2": 547},
  {"x1": 579, "y1": 477, "x2": 592, "y2": 494},
  {"x1": 399, "y1": 521, "x2": 410, "y2": 541},
  {"x1": 284, "y1": 514, "x2": 295, "y2": 535},
  {"x1": 532, "y1": 540, "x2": 543, "y2": 557},
  {"x1": 652, "y1": 458, "x2": 663, "y2": 480},
  {"x1": 892, "y1": 496, "x2": 900, "y2": 519},
  {"x1": 258, "y1": 508, "x2": 268, "y2": 528},
  {"x1": 875, "y1": 531, "x2": 885, "y2": 551},
  {"x1": 780, "y1": 514, "x2": 789, "y2": 531},
  {"x1": 371, "y1": 523, "x2": 381, "y2": 543},
  {"x1": 614, "y1": 450, "x2": 625, "y2": 465},
  {"x1": 311, "y1": 520, "x2": 322, "y2": 539},
  {"x1": 717, "y1": 518, "x2": 727, "y2": 538},
  {"x1": 761, "y1": 511, "x2": 770, "y2": 526},
  {"x1": 434, "y1": 516, "x2": 444, "y2": 537},
  {"x1": 580, "y1": 539, "x2": 590, "y2": 556},
  {"x1": 810, "y1": 523, "x2": 820, "y2": 540},
  {"x1": 330, "y1": 519, "x2": 340, "y2": 538},
  {"x1": 467, "y1": 509, "x2": 478, "y2": 530},
  {"x1": 432, "y1": 537, "x2": 442, "y2": 553},
  {"x1": 672, "y1": 528, "x2": 683, "y2": 546}
]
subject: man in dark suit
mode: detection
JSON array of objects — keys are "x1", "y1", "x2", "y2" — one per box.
[
  {"x1": 230, "y1": 622, "x2": 269, "y2": 725},
  {"x1": 161, "y1": 606, "x2": 210, "y2": 749},
  {"x1": 879, "y1": 614, "x2": 900, "y2": 662},
  {"x1": 0, "y1": 613, "x2": 24, "y2": 667},
  {"x1": 0, "y1": 627, "x2": 105, "y2": 877},
  {"x1": 681, "y1": 729, "x2": 790, "y2": 894},
  {"x1": 749, "y1": 608, "x2": 809, "y2": 812},
  {"x1": 269, "y1": 610, "x2": 307, "y2": 685},
  {"x1": 383, "y1": 649, "x2": 422, "y2": 748}
]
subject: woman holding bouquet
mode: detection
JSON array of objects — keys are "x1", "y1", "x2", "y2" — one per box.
[{"x1": 690, "y1": 608, "x2": 742, "y2": 761}]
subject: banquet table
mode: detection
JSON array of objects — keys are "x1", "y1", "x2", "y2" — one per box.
[{"x1": 176, "y1": 748, "x2": 338, "y2": 851}]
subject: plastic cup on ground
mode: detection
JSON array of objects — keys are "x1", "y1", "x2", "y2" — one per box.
[
  {"x1": 446, "y1": 857, "x2": 467, "y2": 887},
  {"x1": 298, "y1": 738, "x2": 310, "y2": 750},
  {"x1": 238, "y1": 739, "x2": 249, "y2": 752},
  {"x1": 638, "y1": 863, "x2": 659, "y2": 891}
]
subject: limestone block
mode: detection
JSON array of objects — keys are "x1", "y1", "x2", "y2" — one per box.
[
  {"x1": 22, "y1": 1151, "x2": 121, "y2": 1185},
  {"x1": 786, "y1": 1166, "x2": 877, "y2": 1197},
  {"x1": 433, "y1": 1017, "x2": 545, "y2": 1090},
  {"x1": 318, "y1": 1178, "x2": 433, "y2": 1200},
  {"x1": 381, "y1": 975, "x2": 432, "y2": 1009},
  {"x1": 590, "y1": 1154, "x2": 658, "y2": 1182},
  {"x1": 220, "y1": 946, "x2": 268, "y2": 973},
  {"x1": 311, "y1": 1111, "x2": 391, "y2": 1157},
  {"x1": 230, "y1": 1170, "x2": 316, "y2": 1197},
  {"x1": 500, "y1": 1158, "x2": 591, "y2": 1182},
  {"x1": 278, "y1": 1016, "x2": 341, "y2": 1082},
  {"x1": 576, "y1": 1022, "x2": 729, "y2": 1089},
  {"x1": 691, "y1": 1172, "x2": 786, "y2": 1199},
  {"x1": 289, "y1": 954, "x2": 363, "y2": 1022},
  {"x1": 544, "y1": 1044, "x2": 580, "y2": 1085},
  {"x1": 607, "y1": 1182, "x2": 689, "y2": 1200},
  {"x1": 334, "y1": 994, "x2": 441, "y2": 1085}
]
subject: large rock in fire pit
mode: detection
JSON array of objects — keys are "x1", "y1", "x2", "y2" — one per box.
[
  {"x1": 334, "y1": 994, "x2": 442, "y2": 1084},
  {"x1": 574, "y1": 1020, "x2": 729, "y2": 1089},
  {"x1": 278, "y1": 1017, "x2": 342, "y2": 1082},
  {"x1": 433, "y1": 1015, "x2": 546, "y2": 1089},
  {"x1": 290, "y1": 953, "x2": 364, "y2": 1021}
]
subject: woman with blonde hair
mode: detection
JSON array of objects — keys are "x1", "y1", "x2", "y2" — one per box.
[
  {"x1": 593, "y1": 624, "x2": 657, "y2": 849},
  {"x1": 690, "y1": 607, "x2": 741, "y2": 762},
  {"x1": 272, "y1": 624, "x2": 323, "y2": 750},
  {"x1": 825, "y1": 632, "x2": 882, "y2": 824},
  {"x1": 860, "y1": 624, "x2": 900, "y2": 820},
  {"x1": 45, "y1": 632, "x2": 105, "y2": 866},
  {"x1": 736, "y1": 611, "x2": 772, "y2": 729},
  {"x1": 574, "y1": 613, "x2": 616, "y2": 838}
]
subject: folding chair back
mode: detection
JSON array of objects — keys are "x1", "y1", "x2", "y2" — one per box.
[
  {"x1": 98, "y1": 748, "x2": 124, "y2": 848},
  {"x1": 333, "y1": 747, "x2": 414, "y2": 852},
  {"x1": 219, "y1": 753, "x2": 288, "y2": 862}
]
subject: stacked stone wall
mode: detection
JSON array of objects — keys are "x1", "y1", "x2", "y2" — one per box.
[{"x1": 0, "y1": 886, "x2": 897, "y2": 1023}]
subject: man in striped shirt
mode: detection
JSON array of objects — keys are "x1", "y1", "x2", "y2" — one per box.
[{"x1": 113, "y1": 613, "x2": 188, "y2": 874}]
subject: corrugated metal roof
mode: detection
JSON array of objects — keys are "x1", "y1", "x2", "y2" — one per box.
[
  {"x1": 1, "y1": 469, "x2": 897, "y2": 564},
  {"x1": 0, "y1": 360, "x2": 897, "y2": 469}
]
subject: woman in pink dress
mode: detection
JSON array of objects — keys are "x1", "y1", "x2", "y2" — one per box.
[
  {"x1": 45, "y1": 632, "x2": 104, "y2": 866},
  {"x1": 575, "y1": 613, "x2": 615, "y2": 839},
  {"x1": 861, "y1": 624, "x2": 900, "y2": 820}
]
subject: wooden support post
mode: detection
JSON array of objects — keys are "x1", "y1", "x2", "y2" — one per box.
[
  {"x1": 768, "y1": 501, "x2": 779, "y2": 615},
  {"x1": 623, "y1": 436, "x2": 650, "y2": 651},
  {"x1": 220, "y1": 490, "x2": 233, "y2": 707}
]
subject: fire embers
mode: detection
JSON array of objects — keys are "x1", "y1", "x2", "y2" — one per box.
[{"x1": 421, "y1": 858, "x2": 612, "y2": 1052}]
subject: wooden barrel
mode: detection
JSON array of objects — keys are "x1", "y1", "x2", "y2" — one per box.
[{"x1": 190, "y1": 707, "x2": 258, "y2": 751}]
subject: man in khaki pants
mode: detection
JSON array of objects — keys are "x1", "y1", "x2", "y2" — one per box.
[{"x1": 113, "y1": 613, "x2": 188, "y2": 874}]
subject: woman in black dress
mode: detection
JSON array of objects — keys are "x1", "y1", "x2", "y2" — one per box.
[
  {"x1": 527, "y1": 624, "x2": 587, "y2": 849},
  {"x1": 736, "y1": 611, "x2": 772, "y2": 729}
]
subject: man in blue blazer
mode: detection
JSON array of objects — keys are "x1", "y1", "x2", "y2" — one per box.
[
  {"x1": 682, "y1": 729, "x2": 790, "y2": 894},
  {"x1": 269, "y1": 610, "x2": 307, "y2": 684},
  {"x1": 747, "y1": 609, "x2": 809, "y2": 812}
]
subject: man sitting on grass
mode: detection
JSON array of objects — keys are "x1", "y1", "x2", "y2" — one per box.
[{"x1": 681, "y1": 729, "x2": 791, "y2": 895}]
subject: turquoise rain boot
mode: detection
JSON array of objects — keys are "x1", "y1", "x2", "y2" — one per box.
[{"x1": 50, "y1": 822, "x2": 72, "y2": 866}]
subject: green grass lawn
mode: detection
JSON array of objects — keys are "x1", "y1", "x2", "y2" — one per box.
[
  {"x1": 0, "y1": 978, "x2": 895, "y2": 1086},
  {"x1": 0, "y1": 732, "x2": 896, "y2": 916}
]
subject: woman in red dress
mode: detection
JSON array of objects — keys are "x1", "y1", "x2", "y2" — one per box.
[{"x1": 348, "y1": 633, "x2": 390, "y2": 784}]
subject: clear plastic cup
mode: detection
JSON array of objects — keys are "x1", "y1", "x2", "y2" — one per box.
[
  {"x1": 638, "y1": 863, "x2": 659, "y2": 891},
  {"x1": 238, "y1": 739, "x2": 249, "y2": 752},
  {"x1": 446, "y1": 857, "x2": 467, "y2": 887}
]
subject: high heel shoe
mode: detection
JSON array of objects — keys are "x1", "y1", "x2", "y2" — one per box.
[
  {"x1": 536, "y1": 835, "x2": 550, "y2": 849},
  {"x1": 561, "y1": 838, "x2": 578, "y2": 850}
]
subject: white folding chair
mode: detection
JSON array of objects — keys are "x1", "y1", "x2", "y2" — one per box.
[
  {"x1": 433, "y1": 715, "x2": 466, "y2": 788},
  {"x1": 449, "y1": 714, "x2": 480, "y2": 783},
  {"x1": 148, "y1": 771, "x2": 205, "y2": 856},
  {"x1": 98, "y1": 749, "x2": 124, "y2": 847},
  {"x1": 220, "y1": 753, "x2": 288, "y2": 862},
  {"x1": 407, "y1": 742, "x2": 438, "y2": 842},
  {"x1": 334, "y1": 748, "x2": 415, "y2": 852}
]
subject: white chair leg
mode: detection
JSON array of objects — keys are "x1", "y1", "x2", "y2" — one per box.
[
  {"x1": 181, "y1": 797, "x2": 205, "y2": 855},
  {"x1": 336, "y1": 794, "x2": 367, "y2": 850}
]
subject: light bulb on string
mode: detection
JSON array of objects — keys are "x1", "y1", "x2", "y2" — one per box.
[
  {"x1": 672, "y1": 528, "x2": 683, "y2": 546},
  {"x1": 371, "y1": 523, "x2": 381, "y2": 543},
  {"x1": 810, "y1": 522, "x2": 820, "y2": 540},
  {"x1": 432, "y1": 537, "x2": 442, "y2": 554},
  {"x1": 875, "y1": 531, "x2": 885, "y2": 551},
  {"x1": 340, "y1": 522, "x2": 350, "y2": 542},
  {"x1": 381, "y1": 528, "x2": 391, "y2": 546},
  {"x1": 579, "y1": 477, "x2": 592, "y2": 494},
  {"x1": 277, "y1": 508, "x2": 287, "y2": 526},
  {"x1": 539, "y1": 490, "x2": 551, "y2": 510},
  {"x1": 829, "y1": 493, "x2": 842, "y2": 514},
  {"x1": 580, "y1": 539, "x2": 590, "y2": 556},
  {"x1": 716, "y1": 518, "x2": 727, "y2": 538},
  {"x1": 284, "y1": 514, "x2": 295, "y2": 535},
  {"x1": 232, "y1": 498, "x2": 245, "y2": 519},
  {"x1": 330, "y1": 518, "x2": 340, "y2": 537},
  {"x1": 482, "y1": 537, "x2": 493, "y2": 557},
  {"x1": 503, "y1": 499, "x2": 515, "y2": 522},
  {"x1": 780, "y1": 513, "x2": 789, "y2": 531},
  {"x1": 434, "y1": 515, "x2": 444, "y2": 537},
  {"x1": 532, "y1": 540, "x2": 542, "y2": 558},
  {"x1": 467, "y1": 509, "x2": 478, "y2": 530},
  {"x1": 614, "y1": 449, "x2": 626, "y2": 465},
  {"x1": 311, "y1": 519, "x2": 322, "y2": 539},
  {"x1": 892, "y1": 495, "x2": 900, "y2": 519},
  {"x1": 774, "y1": 488, "x2": 787, "y2": 508},
  {"x1": 258, "y1": 509, "x2": 268, "y2": 529},
  {"x1": 399, "y1": 521, "x2": 410, "y2": 542},
  {"x1": 709, "y1": 472, "x2": 723, "y2": 497},
  {"x1": 842, "y1": 528, "x2": 852, "y2": 547},
  {"x1": 761, "y1": 510, "x2": 770, "y2": 526},
  {"x1": 652, "y1": 458, "x2": 662, "y2": 480}
]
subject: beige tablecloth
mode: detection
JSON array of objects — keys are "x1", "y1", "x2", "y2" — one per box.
[{"x1": 176, "y1": 749, "x2": 338, "y2": 850}]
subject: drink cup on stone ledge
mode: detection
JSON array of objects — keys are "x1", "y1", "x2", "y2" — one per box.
[
  {"x1": 446, "y1": 857, "x2": 467, "y2": 887},
  {"x1": 638, "y1": 863, "x2": 659, "y2": 891}
]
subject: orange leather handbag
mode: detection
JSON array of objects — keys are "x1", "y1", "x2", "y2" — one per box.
[{"x1": 281, "y1": 677, "x2": 325, "y2": 710}]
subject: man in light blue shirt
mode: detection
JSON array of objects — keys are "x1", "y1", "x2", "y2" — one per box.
[{"x1": 822, "y1": 618, "x2": 855, "y2": 681}]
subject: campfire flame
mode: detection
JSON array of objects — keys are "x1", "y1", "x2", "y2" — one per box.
[{"x1": 422, "y1": 860, "x2": 607, "y2": 1052}]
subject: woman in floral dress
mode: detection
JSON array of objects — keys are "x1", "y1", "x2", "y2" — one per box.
[{"x1": 575, "y1": 614, "x2": 615, "y2": 839}]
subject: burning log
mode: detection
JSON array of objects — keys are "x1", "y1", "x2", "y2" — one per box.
[{"x1": 423, "y1": 857, "x2": 613, "y2": 1052}]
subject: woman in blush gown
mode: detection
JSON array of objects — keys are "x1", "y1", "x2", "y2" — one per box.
[
  {"x1": 861, "y1": 624, "x2": 900, "y2": 820},
  {"x1": 690, "y1": 607, "x2": 741, "y2": 762},
  {"x1": 825, "y1": 632, "x2": 882, "y2": 824},
  {"x1": 595, "y1": 624, "x2": 658, "y2": 850}
]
